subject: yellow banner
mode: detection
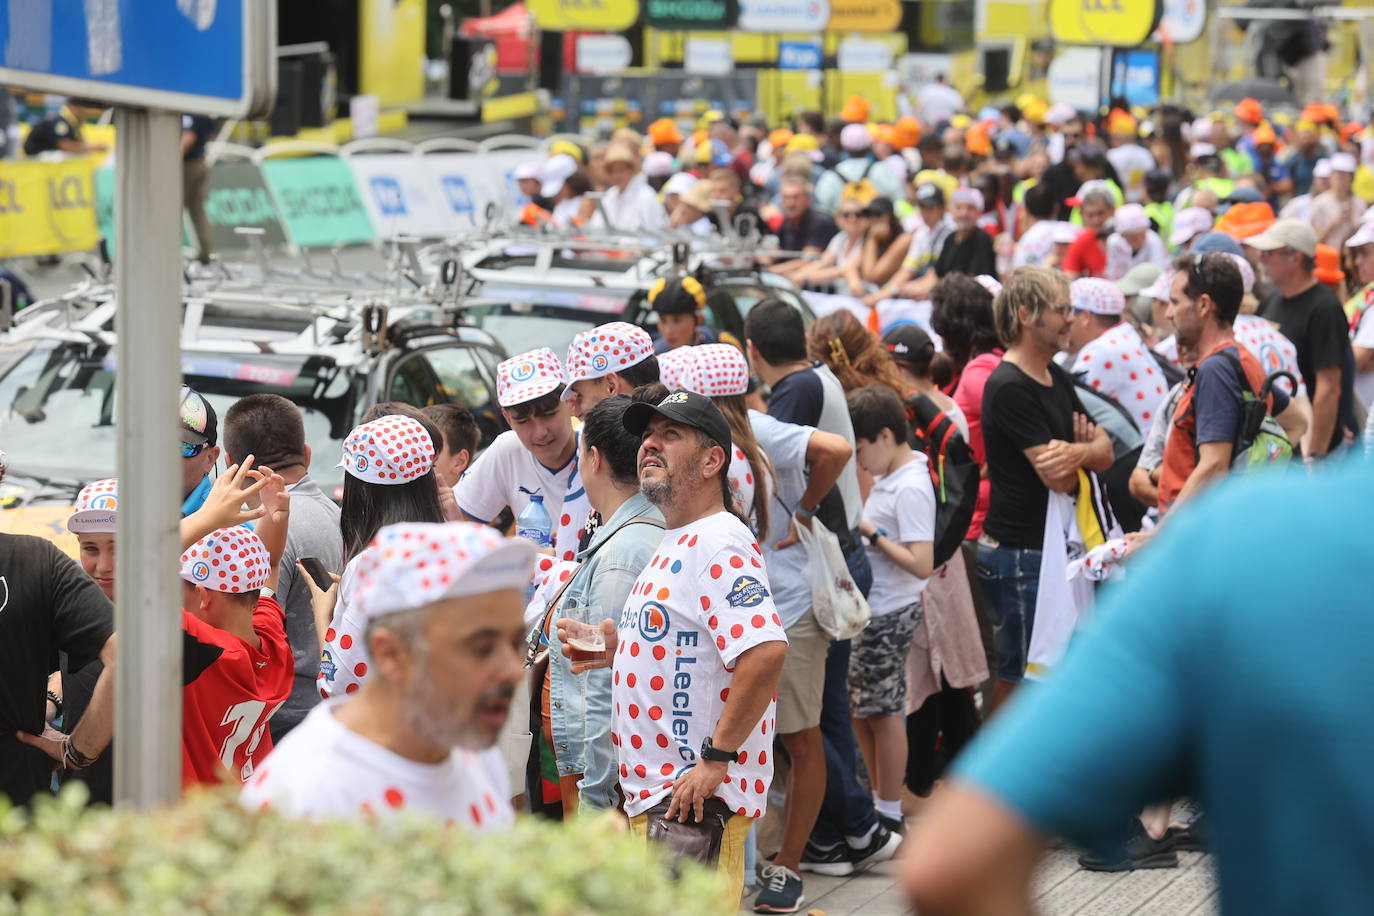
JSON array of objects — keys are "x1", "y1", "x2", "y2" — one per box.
[
  {"x1": 527, "y1": 0, "x2": 641, "y2": 32},
  {"x1": 1049, "y1": 0, "x2": 1161, "y2": 47},
  {"x1": 0, "y1": 157, "x2": 100, "y2": 257},
  {"x1": 359, "y1": 0, "x2": 426, "y2": 106},
  {"x1": 827, "y1": 0, "x2": 901, "y2": 32}
]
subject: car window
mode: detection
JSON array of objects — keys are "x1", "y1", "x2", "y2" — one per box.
[
  {"x1": 460, "y1": 303, "x2": 617, "y2": 360},
  {"x1": 390, "y1": 346, "x2": 506, "y2": 449}
]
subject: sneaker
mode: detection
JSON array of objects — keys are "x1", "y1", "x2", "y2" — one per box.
[
  {"x1": 798, "y1": 839, "x2": 855, "y2": 877},
  {"x1": 1077, "y1": 821, "x2": 1178, "y2": 872},
  {"x1": 753, "y1": 865, "x2": 805, "y2": 914},
  {"x1": 878, "y1": 813, "x2": 906, "y2": 836},
  {"x1": 849, "y1": 823, "x2": 903, "y2": 873},
  {"x1": 1167, "y1": 814, "x2": 1207, "y2": 852}
]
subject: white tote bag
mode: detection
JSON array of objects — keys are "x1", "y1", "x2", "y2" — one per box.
[{"x1": 795, "y1": 519, "x2": 871, "y2": 641}]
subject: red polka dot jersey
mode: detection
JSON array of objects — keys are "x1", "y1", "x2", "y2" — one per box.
[
  {"x1": 611, "y1": 511, "x2": 787, "y2": 819},
  {"x1": 1070, "y1": 321, "x2": 1167, "y2": 434}
]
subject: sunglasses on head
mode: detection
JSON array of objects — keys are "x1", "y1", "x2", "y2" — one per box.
[{"x1": 181, "y1": 441, "x2": 207, "y2": 459}]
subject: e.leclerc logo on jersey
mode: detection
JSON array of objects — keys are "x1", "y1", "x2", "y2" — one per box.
[
  {"x1": 726, "y1": 575, "x2": 768, "y2": 608},
  {"x1": 638, "y1": 601, "x2": 671, "y2": 641}
]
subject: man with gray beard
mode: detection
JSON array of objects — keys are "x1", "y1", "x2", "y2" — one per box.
[{"x1": 241, "y1": 521, "x2": 534, "y2": 830}]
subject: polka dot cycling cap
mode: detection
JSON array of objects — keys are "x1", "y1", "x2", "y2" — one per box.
[
  {"x1": 563, "y1": 323, "x2": 654, "y2": 396},
  {"x1": 657, "y1": 344, "x2": 749, "y2": 398},
  {"x1": 497, "y1": 347, "x2": 566, "y2": 408},
  {"x1": 1070, "y1": 277, "x2": 1126, "y2": 316},
  {"x1": 180, "y1": 526, "x2": 271, "y2": 593},
  {"x1": 337, "y1": 415, "x2": 435, "y2": 485},
  {"x1": 68, "y1": 478, "x2": 119, "y2": 533},
  {"x1": 352, "y1": 522, "x2": 537, "y2": 623}
]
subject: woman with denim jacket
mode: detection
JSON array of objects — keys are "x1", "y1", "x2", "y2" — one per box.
[{"x1": 542, "y1": 394, "x2": 666, "y2": 815}]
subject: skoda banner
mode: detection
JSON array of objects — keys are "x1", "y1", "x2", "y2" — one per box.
[
  {"x1": 261, "y1": 156, "x2": 375, "y2": 249},
  {"x1": 346, "y1": 153, "x2": 454, "y2": 240},
  {"x1": 646, "y1": 0, "x2": 739, "y2": 29},
  {"x1": 204, "y1": 161, "x2": 289, "y2": 251}
]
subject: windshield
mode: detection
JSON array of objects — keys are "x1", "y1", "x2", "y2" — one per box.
[
  {"x1": 462, "y1": 300, "x2": 627, "y2": 360},
  {"x1": 0, "y1": 340, "x2": 361, "y2": 497}
]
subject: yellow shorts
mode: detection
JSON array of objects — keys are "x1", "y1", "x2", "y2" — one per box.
[{"x1": 629, "y1": 808, "x2": 755, "y2": 911}]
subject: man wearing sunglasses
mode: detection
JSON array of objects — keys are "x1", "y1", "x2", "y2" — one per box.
[{"x1": 180, "y1": 386, "x2": 223, "y2": 517}]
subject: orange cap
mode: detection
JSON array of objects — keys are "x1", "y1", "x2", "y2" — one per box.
[
  {"x1": 1253, "y1": 122, "x2": 1277, "y2": 145},
  {"x1": 1341, "y1": 121, "x2": 1364, "y2": 143},
  {"x1": 689, "y1": 128, "x2": 707, "y2": 148},
  {"x1": 1234, "y1": 97, "x2": 1264, "y2": 125},
  {"x1": 871, "y1": 123, "x2": 900, "y2": 149},
  {"x1": 647, "y1": 117, "x2": 683, "y2": 146},
  {"x1": 896, "y1": 115, "x2": 922, "y2": 148},
  {"x1": 965, "y1": 124, "x2": 991, "y2": 157},
  {"x1": 840, "y1": 95, "x2": 870, "y2": 124},
  {"x1": 1315, "y1": 244, "x2": 1345, "y2": 285},
  {"x1": 1107, "y1": 108, "x2": 1137, "y2": 137},
  {"x1": 768, "y1": 127, "x2": 794, "y2": 150},
  {"x1": 1215, "y1": 201, "x2": 1276, "y2": 240}
]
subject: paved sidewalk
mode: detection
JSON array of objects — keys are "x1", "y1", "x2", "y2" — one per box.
[{"x1": 741, "y1": 849, "x2": 1217, "y2": 915}]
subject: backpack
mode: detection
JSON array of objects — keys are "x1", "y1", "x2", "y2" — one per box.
[
  {"x1": 1072, "y1": 379, "x2": 1148, "y2": 533},
  {"x1": 1212, "y1": 349, "x2": 1296, "y2": 471},
  {"x1": 826, "y1": 159, "x2": 881, "y2": 206},
  {"x1": 905, "y1": 393, "x2": 979, "y2": 568}
]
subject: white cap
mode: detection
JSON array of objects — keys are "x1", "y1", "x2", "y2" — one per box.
[
  {"x1": 513, "y1": 161, "x2": 541, "y2": 182},
  {"x1": 1070, "y1": 277, "x2": 1126, "y2": 315},
  {"x1": 1346, "y1": 221, "x2": 1374, "y2": 249},
  {"x1": 642, "y1": 151, "x2": 675, "y2": 178},
  {"x1": 1139, "y1": 269, "x2": 1173, "y2": 303},
  {"x1": 1052, "y1": 221, "x2": 1081, "y2": 244},
  {"x1": 1225, "y1": 253, "x2": 1256, "y2": 294},
  {"x1": 662, "y1": 172, "x2": 698, "y2": 198},
  {"x1": 1313, "y1": 159, "x2": 1333, "y2": 179},
  {"x1": 1329, "y1": 152, "x2": 1357, "y2": 173},
  {"x1": 840, "y1": 123, "x2": 871, "y2": 152},
  {"x1": 1170, "y1": 207, "x2": 1214, "y2": 247},
  {"x1": 539, "y1": 153, "x2": 578, "y2": 198},
  {"x1": 1045, "y1": 103, "x2": 1076, "y2": 126},
  {"x1": 1190, "y1": 142, "x2": 1217, "y2": 158},
  {"x1": 1114, "y1": 203, "x2": 1150, "y2": 234}
]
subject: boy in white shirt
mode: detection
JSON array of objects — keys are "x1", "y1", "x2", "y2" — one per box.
[{"x1": 845, "y1": 384, "x2": 936, "y2": 831}]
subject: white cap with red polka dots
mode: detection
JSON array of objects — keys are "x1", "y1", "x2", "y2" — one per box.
[
  {"x1": 496, "y1": 348, "x2": 567, "y2": 408},
  {"x1": 337, "y1": 415, "x2": 435, "y2": 485},
  {"x1": 351, "y1": 522, "x2": 537, "y2": 623},
  {"x1": 180, "y1": 526, "x2": 272, "y2": 593},
  {"x1": 655, "y1": 344, "x2": 748, "y2": 398},
  {"x1": 68, "y1": 478, "x2": 120, "y2": 533},
  {"x1": 562, "y1": 322, "x2": 655, "y2": 396}
]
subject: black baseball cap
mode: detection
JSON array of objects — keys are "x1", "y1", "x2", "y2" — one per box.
[
  {"x1": 179, "y1": 385, "x2": 218, "y2": 447},
  {"x1": 622, "y1": 389, "x2": 732, "y2": 454},
  {"x1": 882, "y1": 325, "x2": 935, "y2": 367},
  {"x1": 914, "y1": 183, "x2": 945, "y2": 207}
]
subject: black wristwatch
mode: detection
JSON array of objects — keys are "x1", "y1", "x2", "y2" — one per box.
[
  {"x1": 700, "y1": 737, "x2": 739, "y2": 763},
  {"x1": 867, "y1": 527, "x2": 887, "y2": 547}
]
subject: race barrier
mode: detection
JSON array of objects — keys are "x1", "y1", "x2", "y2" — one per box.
[{"x1": 0, "y1": 156, "x2": 102, "y2": 257}]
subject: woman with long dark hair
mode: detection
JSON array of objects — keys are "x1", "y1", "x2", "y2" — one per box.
[
  {"x1": 323, "y1": 414, "x2": 445, "y2": 698},
  {"x1": 857, "y1": 197, "x2": 912, "y2": 290}
]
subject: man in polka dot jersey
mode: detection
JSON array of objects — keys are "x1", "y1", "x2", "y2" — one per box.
[
  {"x1": 560, "y1": 390, "x2": 787, "y2": 908},
  {"x1": 1066, "y1": 277, "x2": 1169, "y2": 434},
  {"x1": 242, "y1": 522, "x2": 536, "y2": 829}
]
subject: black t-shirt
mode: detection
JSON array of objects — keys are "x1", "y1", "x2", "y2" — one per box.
[
  {"x1": 181, "y1": 114, "x2": 217, "y2": 162},
  {"x1": 0, "y1": 535, "x2": 112, "y2": 805},
  {"x1": 982, "y1": 360, "x2": 1085, "y2": 548},
  {"x1": 765, "y1": 364, "x2": 826, "y2": 427},
  {"x1": 778, "y1": 208, "x2": 838, "y2": 254},
  {"x1": 1260, "y1": 282, "x2": 1355, "y2": 452},
  {"x1": 936, "y1": 228, "x2": 997, "y2": 279},
  {"x1": 23, "y1": 114, "x2": 81, "y2": 157}
]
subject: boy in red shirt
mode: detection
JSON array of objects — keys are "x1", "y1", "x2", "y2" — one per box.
[{"x1": 178, "y1": 461, "x2": 294, "y2": 787}]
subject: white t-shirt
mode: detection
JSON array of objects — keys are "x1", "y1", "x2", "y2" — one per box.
[
  {"x1": 814, "y1": 365, "x2": 863, "y2": 530},
  {"x1": 241, "y1": 699, "x2": 514, "y2": 830},
  {"x1": 825, "y1": 230, "x2": 863, "y2": 270},
  {"x1": 1012, "y1": 219, "x2": 1057, "y2": 269},
  {"x1": 454, "y1": 429, "x2": 590, "y2": 563},
  {"x1": 1106, "y1": 144, "x2": 1156, "y2": 202},
  {"x1": 1104, "y1": 230, "x2": 1169, "y2": 281},
  {"x1": 749, "y1": 410, "x2": 819, "y2": 630},
  {"x1": 1071, "y1": 322, "x2": 1170, "y2": 432},
  {"x1": 611, "y1": 510, "x2": 787, "y2": 818},
  {"x1": 551, "y1": 196, "x2": 583, "y2": 229},
  {"x1": 862, "y1": 455, "x2": 936, "y2": 616},
  {"x1": 915, "y1": 83, "x2": 963, "y2": 126},
  {"x1": 590, "y1": 178, "x2": 668, "y2": 233},
  {"x1": 1352, "y1": 306, "x2": 1374, "y2": 407}
]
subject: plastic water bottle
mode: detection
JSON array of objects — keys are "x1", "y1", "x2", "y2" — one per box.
[{"x1": 516, "y1": 492, "x2": 553, "y2": 549}]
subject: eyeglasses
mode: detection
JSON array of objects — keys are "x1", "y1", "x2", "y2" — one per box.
[{"x1": 181, "y1": 441, "x2": 206, "y2": 459}]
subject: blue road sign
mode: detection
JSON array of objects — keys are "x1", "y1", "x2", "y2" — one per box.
[{"x1": 0, "y1": 0, "x2": 273, "y2": 117}]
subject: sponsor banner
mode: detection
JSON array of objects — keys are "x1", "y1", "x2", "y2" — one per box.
[
  {"x1": 778, "y1": 40, "x2": 823, "y2": 71},
  {"x1": 420, "y1": 150, "x2": 541, "y2": 229},
  {"x1": 346, "y1": 153, "x2": 454, "y2": 239},
  {"x1": 646, "y1": 0, "x2": 739, "y2": 29},
  {"x1": 0, "y1": 156, "x2": 100, "y2": 257},
  {"x1": 95, "y1": 163, "x2": 115, "y2": 250},
  {"x1": 1050, "y1": 0, "x2": 1162, "y2": 47},
  {"x1": 1111, "y1": 48, "x2": 1160, "y2": 108},
  {"x1": 826, "y1": 0, "x2": 900, "y2": 31},
  {"x1": 359, "y1": 0, "x2": 426, "y2": 106},
  {"x1": 575, "y1": 34, "x2": 633, "y2": 75},
  {"x1": 738, "y1": 0, "x2": 830, "y2": 32},
  {"x1": 527, "y1": 0, "x2": 641, "y2": 31},
  {"x1": 260, "y1": 156, "x2": 375, "y2": 249},
  {"x1": 1156, "y1": 0, "x2": 1206, "y2": 44},
  {"x1": 837, "y1": 36, "x2": 893, "y2": 73},
  {"x1": 1047, "y1": 47, "x2": 1105, "y2": 112},
  {"x1": 204, "y1": 161, "x2": 289, "y2": 251},
  {"x1": 684, "y1": 37, "x2": 734, "y2": 76}
]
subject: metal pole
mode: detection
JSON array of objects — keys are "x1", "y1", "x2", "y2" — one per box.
[{"x1": 113, "y1": 107, "x2": 184, "y2": 807}]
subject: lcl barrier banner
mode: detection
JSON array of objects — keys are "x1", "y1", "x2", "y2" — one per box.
[
  {"x1": 420, "y1": 150, "x2": 538, "y2": 230},
  {"x1": 346, "y1": 153, "x2": 455, "y2": 239},
  {"x1": 205, "y1": 161, "x2": 291, "y2": 251},
  {"x1": 0, "y1": 156, "x2": 101, "y2": 256},
  {"x1": 260, "y1": 156, "x2": 376, "y2": 249}
]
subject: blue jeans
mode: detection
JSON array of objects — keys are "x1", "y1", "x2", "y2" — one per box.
[
  {"x1": 810, "y1": 537, "x2": 878, "y2": 846},
  {"x1": 975, "y1": 542, "x2": 1042, "y2": 684}
]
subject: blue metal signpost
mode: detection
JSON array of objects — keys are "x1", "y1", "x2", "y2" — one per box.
[{"x1": 0, "y1": 0, "x2": 275, "y2": 807}]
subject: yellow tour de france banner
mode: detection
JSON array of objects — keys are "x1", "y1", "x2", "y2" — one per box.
[
  {"x1": 359, "y1": 0, "x2": 427, "y2": 106},
  {"x1": 827, "y1": 0, "x2": 902, "y2": 32},
  {"x1": 0, "y1": 157, "x2": 101, "y2": 257},
  {"x1": 1049, "y1": 0, "x2": 1162, "y2": 47},
  {"x1": 526, "y1": 0, "x2": 641, "y2": 32}
]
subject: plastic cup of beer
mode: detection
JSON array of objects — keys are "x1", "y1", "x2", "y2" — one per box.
[{"x1": 564, "y1": 618, "x2": 608, "y2": 666}]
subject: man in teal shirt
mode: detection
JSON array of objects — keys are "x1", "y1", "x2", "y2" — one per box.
[
  {"x1": 902, "y1": 461, "x2": 1374, "y2": 915},
  {"x1": 179, "y1": 385, "x2": 221, "y2": 517}
]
